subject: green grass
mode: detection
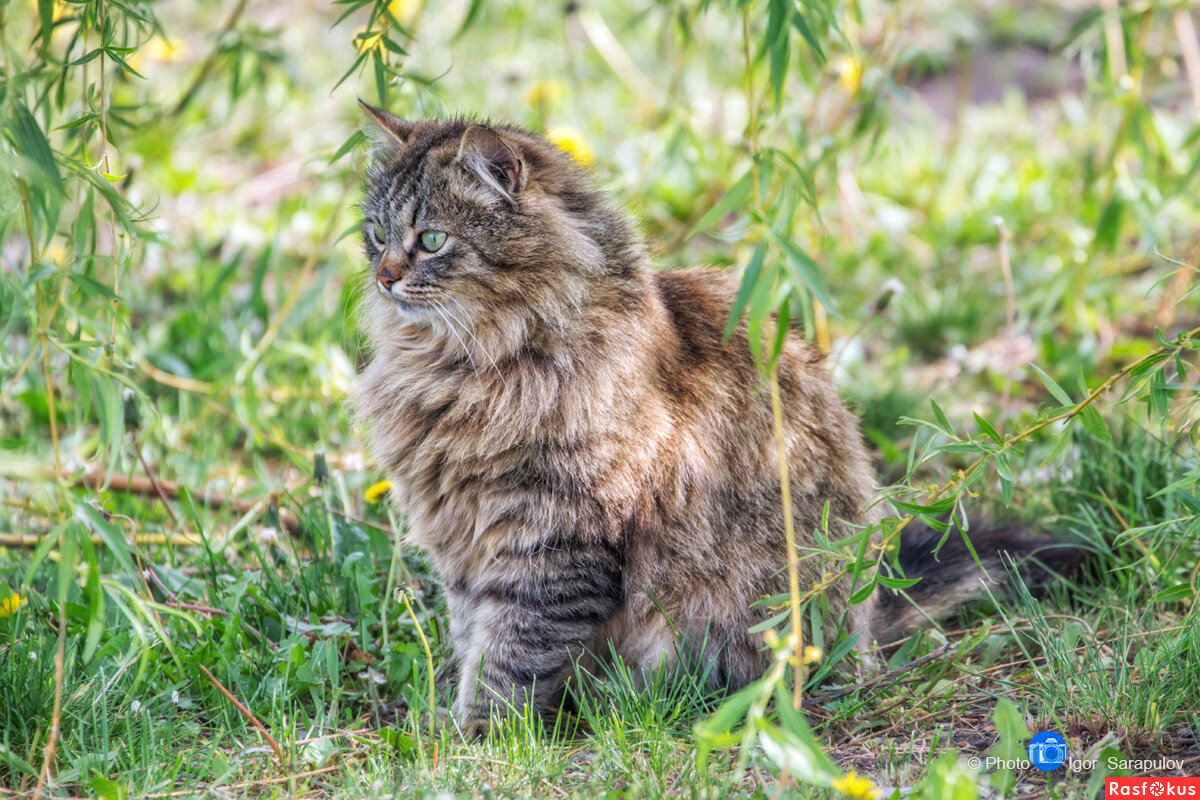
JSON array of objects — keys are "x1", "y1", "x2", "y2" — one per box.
[{"x1": 3, "y1": 0, "x2": 1200, "y2": 797}]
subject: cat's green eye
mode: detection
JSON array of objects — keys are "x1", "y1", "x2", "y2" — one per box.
[
  {"x1": 419, "y1": 230, "x2": 447, "y2": 253},
  {"x1": 369, "y1": 221, "x2": 386, "y2": 247}
]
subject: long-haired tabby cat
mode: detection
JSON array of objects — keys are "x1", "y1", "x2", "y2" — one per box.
[{"x1": 351, "y1": 102, "x2": 1073, "y2": 732}]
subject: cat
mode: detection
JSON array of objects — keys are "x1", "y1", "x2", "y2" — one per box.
[{"x1": 350, "y1": 102, "x2": 1073, "y2": 733}]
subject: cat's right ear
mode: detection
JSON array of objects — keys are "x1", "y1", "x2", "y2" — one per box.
[{"x1": 358, "y1": 99, "x2": 414, "y2": 148}]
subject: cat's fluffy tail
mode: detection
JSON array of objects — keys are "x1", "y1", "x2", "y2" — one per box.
[{"x1": 869, "y1": 522, "x2": 1084, "y2": 647}]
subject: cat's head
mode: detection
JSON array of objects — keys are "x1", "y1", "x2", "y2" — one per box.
[{"x1": 357, "y1": 102, "x2": 638, "y2": 355}]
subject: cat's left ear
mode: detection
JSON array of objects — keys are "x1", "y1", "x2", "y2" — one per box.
[
  {"x1": 457, "y1": 126, "x2": 525, "y2": 201},
  {"x1": 358, "y1": 99, "x2": 414, "y2": 147}
]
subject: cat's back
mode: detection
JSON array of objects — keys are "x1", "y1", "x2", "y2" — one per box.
[{"x1": 649, "y1": 266, "x2": 826, "y2": 418}]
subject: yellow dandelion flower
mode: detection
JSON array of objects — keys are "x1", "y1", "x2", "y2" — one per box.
[
  {"x1": 365, "y1": 479, "x2": 393, "y2": 504},
  {"x1": 832, "y1": 771, "x2": 878, "y2": 800},
  {"x1": 526, "y1": 79, "x2": 564, "y2": 109},
  {"x1": 834, "y1": 55, "x2": 861, "y2": 96},
  {"x1": 0, "y1": 594, "x2": 26, "y2": 619},
  {"x1": 546, "y1": 126, "x2": 594, "y2": 168}
]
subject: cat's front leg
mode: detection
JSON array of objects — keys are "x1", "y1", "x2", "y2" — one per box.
[{"x1": 449, "y1": 533, "x2": 624, "y2": 734}]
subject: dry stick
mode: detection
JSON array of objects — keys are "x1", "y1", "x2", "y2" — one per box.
[
  {"x1": 140, "y1": 764, "x2": 342, "y2": 797},
  {"x1": 31, "y1": 592, "x2": 67, "y2": 800},
  {"x1": 197, "y1": 663, "x2": 286, "y2": 769},
  {"x1": 165, "y1": 600, "x2": 277, "y2": 651},
  {"x1": 132, "y1": 436, "x2": 181, "y2": 528},
  {"x1": 802, "y1": 642, "x2": 956, "y2": 707},
  {"x1": 76, "y1": 469, "x2": 300, "y2": 533},
  {"x1": 0, "y1": 532, "x2": 201, "y2": 548}
]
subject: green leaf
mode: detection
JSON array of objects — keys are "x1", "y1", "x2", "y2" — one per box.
[
  {"x1": 0, "y1": 741, "x2": 36, "y2": 777},
  {"x1": 695, "y1": 676, "x2": 762, "y2": 751},
  {"x1": 82, "y1": 536, "x2": 105, "y2": 663},
  {"x1": 8, "y1": 101, "x2": 63, "y2": 191},
  {"x1": 330, "y1": 129, "x2": 366, "y2": 163},
  {"x1": 765, "y1": 0, "x2": 790, "y2": 48},
  {"x1": 930, "y1": 400, "x2": 954, "y2": 437},
  {"x1": 453, "y1": 0, "x2": 487, "y2": 40},
  {"x1": 973, "y1": 412, "x2": 1003, "y2": 445},
  {"x1": 1094, "y1": 195, "x2": 1124, "y2": 252},
  {"x1": 1151, "y1": 585, "x2": 1192, "y2": 603},
  {"x1": 87, "y1": 776, "x2": 126, "y2": 800},
  {"x1": 849, "y1": 575, "x2": 877, "y2": 605},
  {"x1": 769, "y1": 229, "x2": 841, "y2": 320},
  {"x1": 748, "y1": 607, "x2": 791, "y2": 634},
  {"x1": 686, "y1": 168, "x2": 753, "y2": 240},
  {"x1": 994, "y1": 453, "x2": 1013, "y2": 505},
  {"x1": 724, "y1": 242, "x2": 766, "y2": 342},
  {"x1": 769, "y1": 296, "x2": 790, "y2": 365},
  {"x1": 1030, "y1": 364, "x2": 1073, "y2": 406},
  {"x1": 769, "y1": 35, "x2": 790, "y2": 110},
  {"x1": 766, "y1": 0, "x2": 791, "y2": 108},
  {"x1": 791, "y1": 9, "x2": 825, "y2": 62},
  {"x1": 1078, "y1": 403, "x2": 1109, "y2": 440},
  {"x1": 74, "y1": 503, "x2": 138, "y2": 580},
  {"x1": 37, "y1": 0, "x2": 54, "y2": 51},
  {"x1": 876, "y1": 575, "x2": 921, "y2": 589}
]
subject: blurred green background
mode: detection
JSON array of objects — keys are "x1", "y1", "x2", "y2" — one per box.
[{"x1": 1, "y1": 0, "x2": 1198, "y2": 796}]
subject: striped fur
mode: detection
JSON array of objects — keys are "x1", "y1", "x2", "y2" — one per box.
[{"x1": 350, "y1": 109, "x2": 1067, "y2": 732}]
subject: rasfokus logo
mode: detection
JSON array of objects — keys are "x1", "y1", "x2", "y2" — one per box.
[
  {"x1": 1107, "y1": 778, "x2": 1200, "y2": 798},
  {"x1": 1028, "y1": 731, "x2": 1068, "y2": 771}
]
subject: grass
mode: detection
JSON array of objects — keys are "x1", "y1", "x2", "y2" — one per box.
[{"x1": 3, "y1": 0, "x2": 1200, "y2": 797}]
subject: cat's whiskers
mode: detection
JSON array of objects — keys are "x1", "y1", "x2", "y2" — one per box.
[
  {"x1": 430, "y1": 299, "x2": 482, "y2": 381},
  {"x1": 442, "y1": 294, "x2": 508, "y2": 389}
]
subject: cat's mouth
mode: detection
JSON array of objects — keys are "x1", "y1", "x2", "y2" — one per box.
[{"x1": 380, "y1": 284, "x2": 461, "y2": 325}]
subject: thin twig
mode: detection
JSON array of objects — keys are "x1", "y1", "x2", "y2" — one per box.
[
  {"x1": 0, "y1": 532, "x2": 201, "y2": 547},
  {"x1": 77, "y1": 468, "x2": 300, "y2": 533},
  {"x1": 140, "y1": 764, "x2": 342, "y2": 797},
  {"x1": 31, "y1": 588, "x2": 68, "y2": 800},
  {"x1": 803, "y1": 642, "x2": 956, "y2": 707},
  {"x1": 197, "y1": 663, "x2": 286, "y2": 769},
  {"x1": 133, "y1": 436, "x2": 181, "y2": 527}
]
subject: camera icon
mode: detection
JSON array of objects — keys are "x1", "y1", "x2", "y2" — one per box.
[{"x1": 1028, "y1": 731, "x2": 1068, "y2": 771}]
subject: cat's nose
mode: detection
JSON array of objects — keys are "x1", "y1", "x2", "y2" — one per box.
[{"x1": 377, "y1": 257, "x2": 404, "y2": 294}]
